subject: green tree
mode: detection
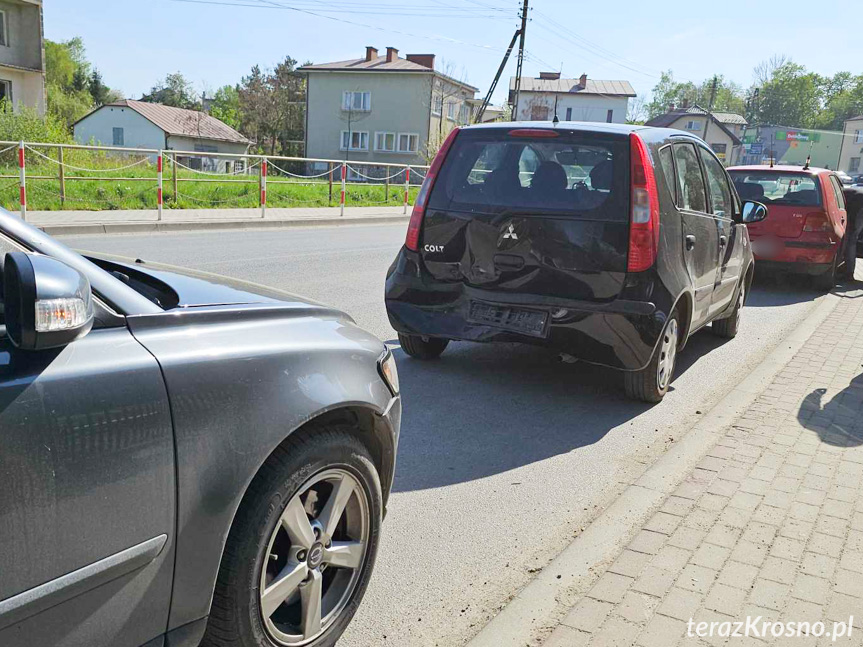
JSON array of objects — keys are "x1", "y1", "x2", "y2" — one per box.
[
  {"x1": 44, "y1": 37, "x2": 112, "y2": 129},
  {"x1": 646, "y1": 71, "x2": 745, "y2": 119},
  {"x1": 750, "y1": 59, "x2": 822, "y2": 128},
  {"x1": 141, "y1": 72, "x2": 200, "y2": 109},
  {"x1": 88, "y1": 69, "x2": 112, "y2": 106},
  {"x1": 209, "y1": 85, "x2": 241, "y2": 129}
]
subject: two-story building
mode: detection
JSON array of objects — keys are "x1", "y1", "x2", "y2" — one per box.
[
  {"x1": 646, "y1": 105, "x2": 746, "y2": 165},
  {"x1": 299, "y1": 47, "x2": 477, "y2": 175},
  {"x1": 838, "y1": 115, "x2": 863, "y2": 176},
  {"x1": 509, "y1": 72, "x2": 635, "y2": 124},
  {"x1": 0, "y1": 0, "x2": 45, "y2": 115}
]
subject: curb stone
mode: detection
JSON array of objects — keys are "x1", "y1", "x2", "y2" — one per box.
[
  {"x1": 43, "y1": 215, "x2": 410, "y2": 237},
  {"x1": 466, "y1": 291, "x2": 842, "y2": 647}
]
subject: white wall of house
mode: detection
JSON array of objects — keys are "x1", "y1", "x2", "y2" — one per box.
[
  {"x1": 74, "y1": 105, "x2": 166, "y2": 150},
  {"x1": 665, "y1": 115, "x2": 740, "y2": 165},
  {"x1": 74, "y1": 106, "x2": 250, "y2": 171},
  {"x1": 0, "y1": 0, "x2": 45, "y2": 115},
  {"x1": 0, "y1": 66, "x2": 44, "y2": 114},
  {"x1": 515, "y1": 92, "x2": 629, "y2": 124},
  {"x1": 838, "y1": 118, "x2": 863, "y2": 175}
]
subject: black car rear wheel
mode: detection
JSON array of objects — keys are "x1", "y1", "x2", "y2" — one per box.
[
  {"x1": 624, "y1": 313, "x2": 680, "y2": 404},
  {"x1": 398, "y1": 333, "x2": 449, "y2": 360},
  {"x1": 201, "y1": 426, "x2": 382, "y2": 647},
  {"x1": 712, "y1": 283, "x2": 744, "y2": 339}
]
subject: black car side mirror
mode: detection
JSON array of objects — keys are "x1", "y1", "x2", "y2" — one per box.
[
  {"x1": 740, "y1": 201, "x2": 768, "y2": 224},
  {"x1": 3, "y1": 252, "x2": 94, "y2": 351}
]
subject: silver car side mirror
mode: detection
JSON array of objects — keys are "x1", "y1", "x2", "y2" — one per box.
[{"x1": 3, "y1": 252, "x2": 94, "y2": 351}]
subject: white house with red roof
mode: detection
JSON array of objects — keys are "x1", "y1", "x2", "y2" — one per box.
[{"x1": 73, "y1": 99, "x2": 252, "y2": 172}]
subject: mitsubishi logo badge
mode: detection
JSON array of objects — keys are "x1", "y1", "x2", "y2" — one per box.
[{"x1": 503, "y1": 224, "x2": 518, "y2": 240}]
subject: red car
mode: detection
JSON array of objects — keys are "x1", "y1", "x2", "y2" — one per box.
[{"x1": 727, "y1": 165, "x2": 849, "y2": 289}]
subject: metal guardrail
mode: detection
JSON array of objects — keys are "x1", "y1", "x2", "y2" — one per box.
[{"x1": 4, "y1": 140, "x2": 432, "y2": 221}]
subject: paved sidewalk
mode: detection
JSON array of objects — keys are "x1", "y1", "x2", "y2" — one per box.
[
  {"x1": 544, "y1": 289, "x2": 863, "y2": 646},
  {"x1": 20, "y1": 206, "x2": 409, "y2": 235}
]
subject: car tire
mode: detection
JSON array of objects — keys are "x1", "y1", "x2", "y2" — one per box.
[
  {"x1": 200, "y1": 426, "x2": 383, "y2": 647},
  {"x1": 624, "y1": 312, "x2": 680, "y2": 404},
  {"x1": 398, "y1": 333, "x2": 449, "y2": 360},
  {"x1": 712, "y1": 281, "x2": 745, "y2": 339},
  {"x1": 814, "y1": 254, "x2": 838, "y2": 291}
]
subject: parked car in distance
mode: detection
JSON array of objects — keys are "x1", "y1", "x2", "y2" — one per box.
[
  {"x1": 842, "y1": 184, "x2": 863, "y2": 275},
  {"x1": 836, "y1": 171, "x2": 854, "y2": 185},
  {"x1": 0, "y1": 208, "x2": 401, "y2": 647},
  {"x1": 385, "y1": 122, "x2": 766, "y2": 403},
  {"x1": 728, "y1": 165, "x2": 849, "y2": 289}
]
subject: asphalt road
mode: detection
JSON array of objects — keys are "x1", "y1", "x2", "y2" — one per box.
[{"x1": 63, "y1": 224, "x2": 831, "y2": 646}]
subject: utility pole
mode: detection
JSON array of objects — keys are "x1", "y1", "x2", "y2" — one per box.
[
  {"x1": 511, "y1": 0, "x2": 529, "y2": 121},
  {"x1": 702, "y1": 75, "x2": 718, "y2": 146}
]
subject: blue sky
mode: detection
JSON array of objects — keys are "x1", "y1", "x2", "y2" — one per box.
[{"x1": 46, "y1": 0, "x2": 860, "y2": 107}]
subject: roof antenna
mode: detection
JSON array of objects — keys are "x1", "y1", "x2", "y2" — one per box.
[
  {"x1": 552, "y1": 94, "x2": 560, "y2": 124},
  {"x1": 803, "y1": 154, "x2": 811, "y2": 170}
]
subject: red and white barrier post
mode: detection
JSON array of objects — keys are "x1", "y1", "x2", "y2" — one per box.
[
  {"x1": 18, "y1": 140, "x2": 26, "y2": 220},
  {"x1": 403, "y1": 166, "x2": 411, "y2": 214},
  {"x1": 157, "y1": 150, "x2": 163, "y2": 221},
  {"x1": 261, "y1": 158, "x2": 268, "y2": 218},
  {"x1": 340, "y1": 162, "x2": 347, "y2": 217}
]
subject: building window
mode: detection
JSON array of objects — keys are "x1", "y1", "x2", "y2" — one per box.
[
  {"x1": 112, "y1": 127, "x2": 124, "y2": 146},
  {"x1": 342, "y1": 91, "x2": 371, "y2": 112},
  {"x1": 375, "y1": 132, "x2": 396, "y2": 152},
  {"x1": 433, "y1": 95, "x2": 443, "y2": 116},
  {"x1": 0, "y1": 11, "x2": 7, "y2": 47},
  {"x1": 235, "y1": 160, "x2": 245, "y2": 173},
  {"x1": 855, "y1": 130, "x2": 863, "y2": 144},
  {"x1": 397, "y1": 133, "x2": 419, "y2": 153},
  {"x1": 0, "y1": 79, "x2": 11, "y2": 105},
  {"x1": 606, "y1": 109, "x2": 614, "y2": 123},
  {"x1": 851, "y1": 158, "x2": 861, "y2": 173},
  {"x1": 565, "y1": 107, "x2": 572, "y2": 120},
  {"x1": 447, "y1": 101, "x2": 458, "y2": 121},
  {"x1": 684, "y1": 120, "x2": 701, "y2": 131},
  {"x1": 459, "y1": 104, "x2": 470, "y2": 125},
  {"x1": 340, "y1": 130, "x2": 369, "y2": 151}
]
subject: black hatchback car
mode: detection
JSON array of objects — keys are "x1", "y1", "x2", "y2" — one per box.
[
  {"x1": 385, "y1": 122, "x2": 767, "y2": 402},
  {"x1": 0, "y1": 210, "x2": 401, "y2": 647}
]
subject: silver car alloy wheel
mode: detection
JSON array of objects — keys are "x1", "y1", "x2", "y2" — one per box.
[
  {"x1": 259, "y1": 468, "x2": 369, "y2": 646},
  {"x1": 656, "y1": 318, "x2": 679, "y2": 391}
]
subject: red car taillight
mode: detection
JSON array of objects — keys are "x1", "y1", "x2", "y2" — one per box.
[
  {"x1": 628, "y1": 132, "x2": 660, "y2": 272},
  {"x1": 802, "y1": 212, "x2": 831, "y2": 233},
  {"x1": 405, "y1": 128, "x2": 460, "y2": 252}
]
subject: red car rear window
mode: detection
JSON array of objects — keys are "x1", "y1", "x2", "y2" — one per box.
[{"x1": 729, "y1": 171, "x2": 822, "y2": 207}]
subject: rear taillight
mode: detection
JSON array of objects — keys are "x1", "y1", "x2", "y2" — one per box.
[
  {"x1": 628, "y1": 132, "x2": 660, "y2": 272},
  {"x1": 803, "y1": 212, "x2": 831, "y2": 233},
  {"x1": 405, "y1": 127, "x2": 460, "y2": 252}
]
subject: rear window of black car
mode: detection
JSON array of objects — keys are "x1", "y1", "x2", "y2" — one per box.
[
  {"x1": 729, "y1": 171, "x2": 822, "y2": 207},
  {"x1": 428, "y1": 128, "x2": 630, "y2": 220}
]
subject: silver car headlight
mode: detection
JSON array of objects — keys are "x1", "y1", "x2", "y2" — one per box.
[{"x1": 378, "y1": 350, "x2": 400, "y2": 395}]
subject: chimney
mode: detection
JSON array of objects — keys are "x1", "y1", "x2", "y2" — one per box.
[
  {"x1": 365, "y1": 46, "x2": 378, "y2": 62},
  {"x1": 406, "y1": 54, "x2": 435, "y2": 70},
  {"x1": 386, "y1": 47, "x2": 399, "y2": 63},
  {"x1": 669, "y1": 102, "x2": 676, "y2": 112},
  {"x1": 681, "y1": 98, "x2": 690, "y2": 109},
  {"x1": 539, "y1": 71, "x2": 561, "y2": 80},
  {"x1": 579, "y1": 73, "x2": 588, "y2": 88}
]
